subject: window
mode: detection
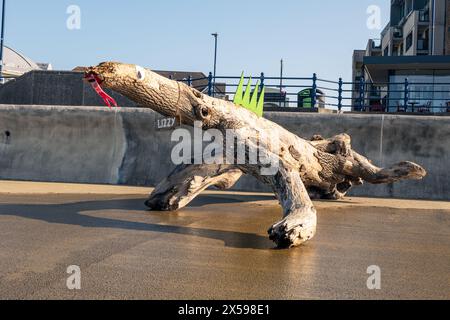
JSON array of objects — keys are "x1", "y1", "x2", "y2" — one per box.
[
  {"x1": 405, "y1": 0, "x2": 413, "y2": 16},
  {"x1": 383, "y1": 46, "x2": 389, "y2": 56},
  {"x1": 405, "y1": 32, "x2": 413, "y2": 52},
  {"x1": 388, "y1": 72, "x2": 450, "y2": 112},
  {"x1": 417, "y1": 38, "x2": 429, "y2": 51}
]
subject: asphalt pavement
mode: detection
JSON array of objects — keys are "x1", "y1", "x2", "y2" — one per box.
[{"x1": 0, "y1": 181, "x2": 449, "y2": 299}]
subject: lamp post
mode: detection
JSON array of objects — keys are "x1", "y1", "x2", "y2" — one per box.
[
  {"x1": 211, "y1": 32, "x2": 218, "y2": 97},
  {"x1": 0, "y1": 0, "x2": 6, "y2": 83}
]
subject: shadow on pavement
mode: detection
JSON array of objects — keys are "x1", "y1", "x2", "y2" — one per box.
[{"x1": 0, "y1": 195, "x2": 275, "y2": 250}]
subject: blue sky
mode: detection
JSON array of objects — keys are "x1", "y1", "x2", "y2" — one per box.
[{"x1": 5, "y1": 0, "x2": 389, "y2": 82}]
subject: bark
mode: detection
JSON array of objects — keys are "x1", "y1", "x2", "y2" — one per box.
[{"x1": 85, "y1": 62, "x2": 427, "y2": 248}]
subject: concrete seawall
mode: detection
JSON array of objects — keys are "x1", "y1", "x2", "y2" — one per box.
[
  {"x1": 0, "y1": 71, "x2": 136, "y2": 107},
  {"x1": 0, "y1": 104, "x2": 448, "y2": 200}
]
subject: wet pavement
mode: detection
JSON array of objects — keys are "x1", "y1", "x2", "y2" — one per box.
[{"x1": 0, "y1": 181, "x2": 449, "y2": 300}]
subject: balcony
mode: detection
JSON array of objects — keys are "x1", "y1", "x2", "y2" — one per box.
[
  {"x1": 418, "y1": 9, "x2": 430, "y2": 23},
  {"x1": 393, "y1": 27, "x2": 403, "y2": 39},
  {"x1": 371, "y1": 39, "x2": 382, "y2": 50},
  {"x1": 366, "y1": 39, "x2": 382, "y2": 57},
  {"x1": 398, "y1": 9, "x2": 414, "y2": 27}
]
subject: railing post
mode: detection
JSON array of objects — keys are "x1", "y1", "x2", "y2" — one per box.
[
  {"x1": 404, "y1": 78, "x2": 409, "y2": 111},
  {"x1": 311, "y1": 73, "x2": 317, "y2": 108},
  {"x1": 187, "y1": 75, "x2": 192, "y2": 87},
  {"x1": 260, "y1": 72, "x2": 265, "y2": 92},
  {"x1": 358, "y1": 77, "x2": 365, "y2": 111},
  {"x1": 208, "y1": 72, "x2": 213, "y2": 96},
  {"x1": 338, "y1": 77, "x2": 343, "y2": 111}
]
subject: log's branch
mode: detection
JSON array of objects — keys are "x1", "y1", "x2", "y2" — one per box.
[
  {"x1": 307, "y1": 178, "x2": 363, "y2": 200},
  {"x1": 266, "y1": 165, "x2": 317, "y2": 248},
  {"x1": 310, "y1": 133, "x2": 352, "y2": 157},
  {"x1": 234, "y1": 146, "x2": 317, "y2": 248},
  {"x1": 343, "y1": 155, "x2": 426, "y2": 184},
  {"x1": 145, "y1": 164, "x2": 242, "y2": 211},
  {"x1": 308, "y1": 134, "x2": 361, "y2": 199},
  {"x1": 310, "y1": 133, "x2": 426, "y2": 193}
]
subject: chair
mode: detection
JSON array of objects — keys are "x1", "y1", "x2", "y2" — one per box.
[
  {"x1": 418, "y1": 101, "x2": 432, "y2": 113},
  {"x1": 369, "y1": 101, "x2": 384, "y2": 112},
  {"x1": 396, "y1": 101, "x2": 407, "y2": 112}
]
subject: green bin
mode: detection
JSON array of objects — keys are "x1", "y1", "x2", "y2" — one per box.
[
  {"x1": 297, "y1": 89, "x2": 325, "y2": 108},
  {"x1": 298, "y1": 89, "x2": 313, "y2": 108}
]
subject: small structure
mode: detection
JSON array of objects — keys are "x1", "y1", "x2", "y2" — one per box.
[
  {"x1": 1, "y1": 46, "x2": 50, "y2": 80},
  {"x1": 153, "y1": 70, "x2": 226, "y2": 97},
  {"x1": 263, "y1": 87, "x2": 288, "y2": 108},
  {"x1": 298, "y1": 88, "x2": 326, "y2": 109}
]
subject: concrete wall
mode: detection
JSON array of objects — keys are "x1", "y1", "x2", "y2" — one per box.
[
  {"x1": 0, "y1": 71, "x2": 136, "y2": 107},
  {"x1": 446, "y1": 0, "x2": 450, "y2": 55},
  {"x1": 266, "y1": 112, "x2": 450, "y2": 200},
  {"x1": 403, "y1": 11, "x2": 418, "y2": 55},
  {"x1": 433, "y1": 0, "x2": 447, "y2": 55},
  {"x1": 0, "y1": 104, "x2": 449, "y2": 200}
]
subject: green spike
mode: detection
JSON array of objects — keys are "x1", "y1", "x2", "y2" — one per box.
[
  {"x1": 249, "y1": 81, "x2": 259, "y2": 112},
  {"x1": 233, "y1": 72, "x2": 245, "y2": 106},
  {"x1": 242, "y1": 77, "x2": 252, "y2": 108},
  {"x1": 255, "y1": 86, "x2": 265, "y2": 117}
]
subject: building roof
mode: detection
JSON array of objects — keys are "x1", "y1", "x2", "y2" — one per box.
[
  {"x1": 153, "y1": 70, "x2": 208, "y2": 90},
  {"x1": 72, "y1": 66, "x2": 226, "y2": 94},
  {"x1": 153, "y1": 70, "x2": 206, "y2": 81},
  {"x1": 153, "y1": 70, "x2": 226, "y2": 94},
  {"x1": 2, "y1": 46, "x2": 41, "y2": 77},
  {"x1": 72, "y1": 66, "x2": 87, "y2": 73},
  {"x1": 363, "y1": 55, "x2": 450, "y2": 82}
]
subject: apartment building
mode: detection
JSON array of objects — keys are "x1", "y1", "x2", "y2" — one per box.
[
  {"x1": 352, "y1": 0, "x2": 450, "y2": 112},
  {"x1": 381, "y1": 0, "x2": 448, "y2": 56}
]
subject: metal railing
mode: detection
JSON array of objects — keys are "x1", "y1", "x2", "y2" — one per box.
[
  {"x1": 180, "y1": 73, "x2": 450, "y2": 114},
  {"x1": 0, "y1": 76, "x2": 16, "y2": 84},
  {"x1": 353, "y1": 78, "x2": 450, "y2": 113},
  {"x1": 418, "y1": 9, "x2": 430, "y2": 22}
]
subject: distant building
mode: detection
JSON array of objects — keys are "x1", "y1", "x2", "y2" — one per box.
[
  {"x1": 72, "y1": 67, "x2": 227, "y2": 99},
  {"x1": 380, "y1": 0, "x2": 448, "y2": 56},
  {"x1": 1, "y1": 46, "x2": 51, "y2": 80},
  {"x1": 263, "y1": 87, "x2": 289, "y2": 108},
  {"x1": 153, "y1": 70, "x2": 226, "y2": 97},
  {"x1": 1, "y1": 46, "x2": 40, "y2": 78},
  {"x1": 351, "y1": 49, "x2": 366, "y2": 107},
  {"x1": 36, "y1": 63, "x2": 53, "y2": 71},
  {"x1": 353, "y1": 0, "x2": 450, "y2": 112}
]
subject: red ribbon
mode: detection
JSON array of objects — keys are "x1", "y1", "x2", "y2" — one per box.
[{"x1": 86, "y1": 74, "x2": 118, "y2": 108}]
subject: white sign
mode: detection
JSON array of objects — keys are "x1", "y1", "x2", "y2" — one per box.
[{"x1": 156, "y1": 117, "x2": 178, "y2": 130}]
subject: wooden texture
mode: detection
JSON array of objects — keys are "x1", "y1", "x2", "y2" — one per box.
[{"x1": 86, "y1": 62, "x2": 427, "y2": 248}]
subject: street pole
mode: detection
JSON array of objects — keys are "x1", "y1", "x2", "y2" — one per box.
[
  {"x1": 211, "y1": 33, "x2": 218, "y2": 97},
  {"x1": 0, "y1": 0, "x2": 6, "y2": 83}
]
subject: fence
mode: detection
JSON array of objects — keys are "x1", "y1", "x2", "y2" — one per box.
[
  {"x1": 2, "y1": 71, "x2": 449, "y2": 113},
  {"x1": 180, "y1": 73, "x2": 450, "y2": 113}
]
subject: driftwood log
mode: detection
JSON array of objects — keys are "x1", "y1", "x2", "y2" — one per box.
[{"x1": 85, "y1": 62, "x2": 427, "y2": 248}]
